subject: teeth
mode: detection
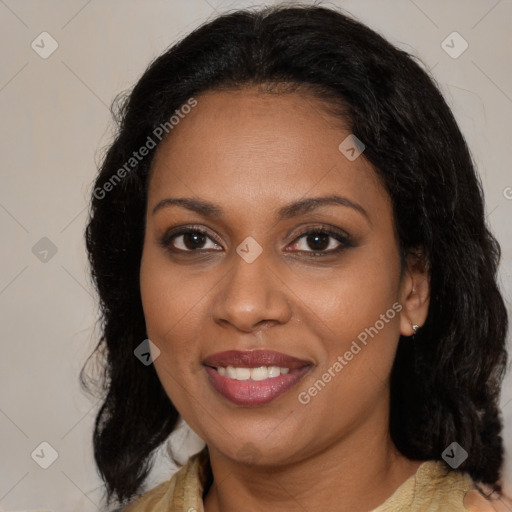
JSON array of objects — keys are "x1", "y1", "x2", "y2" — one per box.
[
  {"x1": 235, "y1": 367, "x2": 251, "y2": 380},
  {"x1": 219, "y1": 365, "x2": 291, "y2": 381},
  {"x1": 251, "y1": 366, "x2": 271, "y2": 381},
  {"x1": 267, "y1": 366, "x2": 280, "y2": 378}
]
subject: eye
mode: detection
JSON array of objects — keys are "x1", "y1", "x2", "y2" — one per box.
[
  {"x1": 160, "y1": 225, "x2": 353, "y2": 256},
  {"x1": 160, "y1": 227, "x2": 222, "y2": 252},
  {"x1": 287, "y1": 227, "x2": 353, "y2": 256}
]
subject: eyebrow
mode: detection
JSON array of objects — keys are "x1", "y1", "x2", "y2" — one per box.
[{"x1": 152, "y1": 194, "x2": 370, "y2": 224}]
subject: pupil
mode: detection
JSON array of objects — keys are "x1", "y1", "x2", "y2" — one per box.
[
  {"x1": 184, "y1": 232, "x2": 206, "y2": 250},
  {"x1": 307, "y1": 233, "x2": 329, "y2": 251}
]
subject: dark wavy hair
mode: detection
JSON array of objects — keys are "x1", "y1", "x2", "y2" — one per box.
[{"x1": 82, "y1": 3, "x2": 509, "y2": 507}]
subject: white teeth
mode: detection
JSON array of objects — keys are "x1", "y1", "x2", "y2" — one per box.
[
  {"x1": 251, "y1": 366, "x2": 269, "y2": 381},
  {"x1": 235, "y1": 367, "x2": 251, "y2": 380},
  {"x1": 267, "y1": 366, "x2": 281, "y2": 378},
  {"x1": 217, "y1": 365, "x2": 292, "y2": 381}
]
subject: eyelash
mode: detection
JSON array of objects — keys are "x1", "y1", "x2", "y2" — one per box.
[{"x1": 159, "y1": 225, "x2": 354, "y2": 257}]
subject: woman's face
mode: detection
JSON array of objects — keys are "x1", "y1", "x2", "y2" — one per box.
[{"x1": 140, "y1": 87, "x2": 423, "y2": 465}]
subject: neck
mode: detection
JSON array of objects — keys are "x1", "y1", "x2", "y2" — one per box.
[{"x1": 203, "y1": 421, "x2": 422, "y2": 512}]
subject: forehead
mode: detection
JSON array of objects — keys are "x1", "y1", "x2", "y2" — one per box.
[{"x1": 147, "y1": 87, "x2": 387, "y2": 220}]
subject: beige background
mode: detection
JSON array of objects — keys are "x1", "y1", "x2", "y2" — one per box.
[{"x1": 1, "y1": 0, "x2": 511, "y2": 510}]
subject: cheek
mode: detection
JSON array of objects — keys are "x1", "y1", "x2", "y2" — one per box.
[
  {"x1": 139, "y1": 244, "x2": 206, "y2": 369},
  {"x1": 139, "y1": 248, "x2": 209, "y2": 419},
  {"x1": 291, "y1": 245, "x2": 401, "y2": 338},
  {"x1": 140, "y1": 236, "x2": 201, "y2": 330},
  {"x1": 293, "y1": 244, "x2": 402, "y2": 409},
  {"x1": 295, "y1": 288, "x2": 401, "y2": 441}
]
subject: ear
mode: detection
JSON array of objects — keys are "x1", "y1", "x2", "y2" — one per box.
[{"x1": 398, "y1": 247, "x2": 430, "y2": 337}]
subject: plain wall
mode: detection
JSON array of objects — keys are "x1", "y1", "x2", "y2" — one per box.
[{"x1": 1, "y1": 0, "x2": 511, "y2": 510}]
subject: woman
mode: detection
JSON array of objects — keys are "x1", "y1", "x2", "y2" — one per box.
[{"x1": 83, "y1": 5, "x2": 510, "y2": 511}]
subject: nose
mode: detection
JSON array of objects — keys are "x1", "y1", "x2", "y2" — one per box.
[{"x1": 210, "y1": 251, "x2": 292, "y2": 333}]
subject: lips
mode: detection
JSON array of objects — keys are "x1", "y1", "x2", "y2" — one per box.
[
  {"x1": 203, "y1": 350, "x2": 310, "y2": 369},
  {"x1": 203, "y1": 350, "x2": 312, "y2": 406}
]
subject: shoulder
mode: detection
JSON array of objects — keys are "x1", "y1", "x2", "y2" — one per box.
[
  {"x1": 373, "y1": 460, "x2": 510, "y2": 512},
  {"x1": 463, "y1": 485, "x2": 512, "y2": 512},
  {"x1": 413, "y1": 462, "x2": 512, "y2": 512},
  {"x1": 114, "y1": 448, "x2": 209, "y2": 512},
  {"x1": 115, "y1": 478, "x2": 175, "y2": 512}
]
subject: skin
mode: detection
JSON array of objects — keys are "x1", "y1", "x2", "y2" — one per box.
[{"x1": 139, "y1": 87, "x2": 430, "y2": 512}]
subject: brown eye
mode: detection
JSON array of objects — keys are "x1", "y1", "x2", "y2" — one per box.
[
  {"x1": 161, "y1": 228, "x2": 222, "y2": 252},
  {"x1": 181, "y1": 232, "x2": 207, "y2": 250},
  {"x1": 305, "y1": 232, "x2": 331, "y2": 251},
  {"x1": 287, "y1": 227, "x2": 354, "y2": 256}
]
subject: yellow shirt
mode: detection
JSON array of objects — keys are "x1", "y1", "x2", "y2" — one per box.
[{"x1": 120, "y1": 448, "x2": 498, "y2": 511}]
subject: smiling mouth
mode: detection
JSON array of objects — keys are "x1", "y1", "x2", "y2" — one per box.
[
  {"x1": 215, "y1": 365, "x2": 291, "y2": 380},
  {"x1": 203, "y1": 350, "x2": 312, "y2": 406}
]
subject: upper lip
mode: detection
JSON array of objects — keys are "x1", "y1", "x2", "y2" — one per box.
[{"x1": 203, "y1": 350, "x2": 311, "y2": 370}]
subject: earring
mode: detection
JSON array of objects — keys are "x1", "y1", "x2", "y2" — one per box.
[{"x1": 409, "y1": 322, "x2": 419, "y2": 335}]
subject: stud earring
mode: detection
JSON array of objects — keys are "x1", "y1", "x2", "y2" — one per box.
[{"x1": 410, "y1": 322, "x2": 419, "y2": 335}]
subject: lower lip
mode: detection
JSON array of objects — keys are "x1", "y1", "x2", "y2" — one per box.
[{"x1": 205, "y1": 366, "x2": 310, "y2": 406}]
